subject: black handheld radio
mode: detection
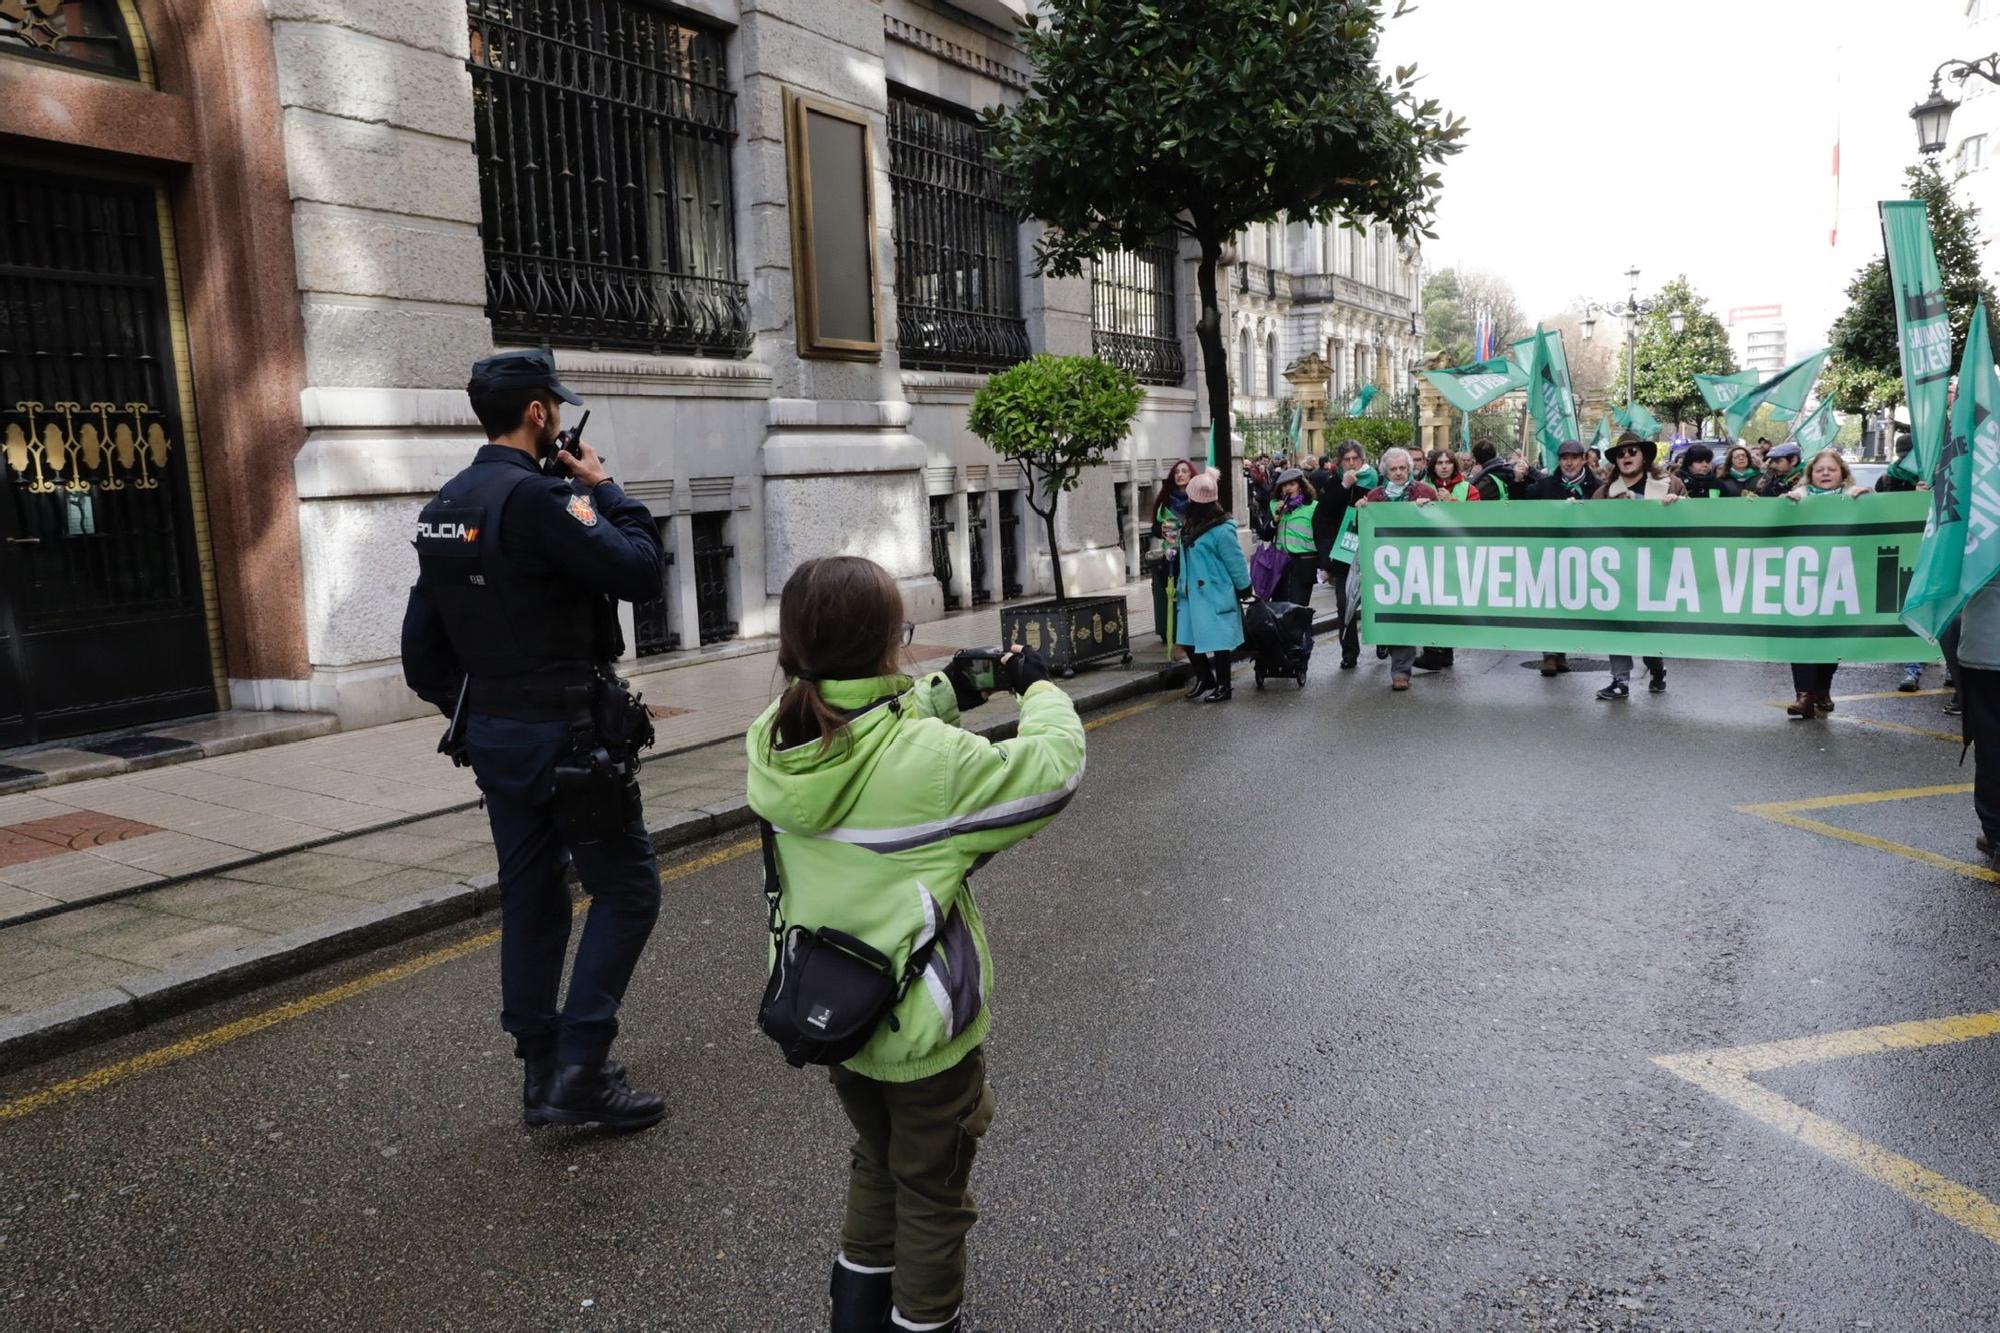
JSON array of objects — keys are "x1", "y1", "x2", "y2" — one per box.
[{"x1": 543, "y1": 408, "x2": 591, "y2": 478}]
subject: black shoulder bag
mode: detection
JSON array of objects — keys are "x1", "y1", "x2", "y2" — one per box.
[{"x1": 756, "y1": 820, "x2": 937, "y2": 1068}]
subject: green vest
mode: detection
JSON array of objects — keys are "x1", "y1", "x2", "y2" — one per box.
[{"x1": 1270, "y1": 498, "x2": 1317, "y2": 554}]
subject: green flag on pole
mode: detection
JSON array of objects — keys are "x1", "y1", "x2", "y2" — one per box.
[
  {"x1": 1722, "y1": 349, "x2": 1830, "y2": 439},
  {"x1": 1882, "y1": 199, "x2": 1954, "y2": 484},
  {"x1": 1588, "y1": 415, "x2": 1611, "y2": 455},
  {"x1": 1613, "y1": 402, "x2": 1663, "y2": 441},
  {"x1": 1347, "y1": 384, "x2": 1378, "y2": 418},
  {"x1": 1421, "y1": 357, "x2": 1527, "y2": 413},
  {"x1": 1791, "y1": 397, "x2": 1840, "y2": 455},
  {"x1": 1525, "y1": 324, "x2": 1578, "y2": 471},
  {"x1": 1902, "y1": 301, "x2": 2000, "y2": 643},
  {"x1": 1694, "y1": 370, "x2": 1763, "y2": 414},
  {"x1": 1285, "y1": 402, "x2": 1302, "y2": 451},
  {"x1": 1205, "y1": 421, "x2": 1216, "y2": 469}
]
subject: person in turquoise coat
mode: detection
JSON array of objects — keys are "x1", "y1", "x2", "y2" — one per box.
[{"x1": 1174, "y1": 467, "x2": 1252, "y2": 703}]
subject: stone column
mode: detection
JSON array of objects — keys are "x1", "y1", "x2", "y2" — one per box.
[
  {"x1": 742, "y1": 0, "x2": 934, "y2": 621},
  {"x1": 276, "y1": 0, "x2": 497, "y2": 726}
]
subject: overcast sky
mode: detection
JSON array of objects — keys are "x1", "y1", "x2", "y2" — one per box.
[{"x1": 1378, "y1": 0, "x2": 1968, "y2": 349}]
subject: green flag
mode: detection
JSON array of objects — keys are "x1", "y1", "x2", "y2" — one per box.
[
  {"x1": 1883, "y1": 199, "x2": 1954, "y2": 484},
  {"x1": 1588, "y1": 415, "x2": 1610, "y2": 454},
  {"x1": 1791, "y1": 397, "x2": 1840, "y2": 455},
  {"x1": 1902, "y1": 302, "x2": 2000, "y2": 642},
  {"x1": 1525, "y1": 324, "x2": 1578, "y2": 471},
  {"x1": 1613, "y1": 402, "x2": 1663, "y2": 441},
  {"x1": 1694, "y1": 370, "x2": 1762, "y2": 414},
  {"x1": 1723, "y1": 349, "x2": 1829, "y2": 439},
  {"x1": 1347, "y1": 384, "x2": 1378, "y2": 418},
  {"x1": 1421, "y1": 357, "x2": 1527, "y2": 413},
  {"x1": 1285, "y1": 402, "x2": 1302, "y2": 450}
]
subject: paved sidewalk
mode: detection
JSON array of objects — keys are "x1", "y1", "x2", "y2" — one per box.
[{"x1": 3, "y1": 575, "x2": 1311, "y2": 1066}]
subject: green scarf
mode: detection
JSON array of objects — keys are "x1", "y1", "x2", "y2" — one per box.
[{"x1": 1730, "y1": 467, "x2": 1760, "y2": 484}]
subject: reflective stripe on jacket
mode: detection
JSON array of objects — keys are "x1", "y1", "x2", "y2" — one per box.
[{"x1": 747, "y1": 673, "x2": 1086, "y2": 1082}]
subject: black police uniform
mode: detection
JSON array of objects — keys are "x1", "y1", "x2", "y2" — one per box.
[{"x1": 401, "y1": 350, "x2": 666, "y2": 1118}]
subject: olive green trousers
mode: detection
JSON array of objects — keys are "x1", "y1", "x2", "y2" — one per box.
[{"x1": 829, "y1": 1047, "x2": 996, "y2": 1326}]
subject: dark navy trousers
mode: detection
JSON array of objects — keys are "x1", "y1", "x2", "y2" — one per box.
[{"x1": 466, "y1": 714, "x2": 660, "y2": 1066}]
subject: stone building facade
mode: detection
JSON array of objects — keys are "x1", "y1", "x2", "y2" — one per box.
[
  {"x1": 1227, "y1": 216, "x2": 1425, "y2": 429},
  {"x1": 1, "y1": 0, "x2": 1415, "y2": 742}
]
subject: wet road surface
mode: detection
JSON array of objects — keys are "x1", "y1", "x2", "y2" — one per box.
[{"x1": 4, "y1": 650, "x2": 2000, "y2": 1330}]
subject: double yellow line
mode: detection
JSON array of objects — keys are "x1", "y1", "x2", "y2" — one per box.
[{"x1": 0, "y1": 694, "x2": 1168, "y2": 1123}]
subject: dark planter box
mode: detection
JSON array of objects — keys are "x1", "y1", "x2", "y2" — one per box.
[{"x1": 999, "y1": 595, "x2": 1132, "y2": 678}]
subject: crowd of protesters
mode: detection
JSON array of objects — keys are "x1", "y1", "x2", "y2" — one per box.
[{"x1": 1153, "y1": 429, "x2": 1949, "y2": 715}]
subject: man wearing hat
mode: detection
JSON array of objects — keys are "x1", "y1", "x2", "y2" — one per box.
[
  {"x1": 401, "y1": 348, "x2": 669, "y2": 1131},
  {"x1": 1754, "y1": 441, "x2": 1804, "y2": 497},
  {"x1": 1591, "y1": 431, "x2": 1684, "y2": 700}
]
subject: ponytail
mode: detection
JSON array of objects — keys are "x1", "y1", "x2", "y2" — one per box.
[
  {"x1": 767, "y1": 556, "x2": 906, "y2": 755},
  {"x1": 772, "y1": 678, "x2": 855, "y2": 755}
]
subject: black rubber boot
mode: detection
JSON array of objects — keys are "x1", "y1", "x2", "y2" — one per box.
[
  {"x1": 891, "y1": 1313, "x2": 960, "y2": 1332},
  {"x1": 542, "y1": 1062, "x2": 665, "y2": 1131},
  {"x1": 520, "y1": 1045, "x2": 556, "y2": 1127},
  {"x1": 830, "y1": 1259, "x2": 894, "y2": 1332}
]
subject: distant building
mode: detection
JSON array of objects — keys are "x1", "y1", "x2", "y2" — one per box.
[
  {"x1": 1728, "y1": 305, "x2": 1789, "y2": 377},
  {"x1": 1225, "y1": 217, "x2": 1423, "y2": 445},
  {"x1": 1945, "y1": 0, "x2": 2000, "y2": 229}
]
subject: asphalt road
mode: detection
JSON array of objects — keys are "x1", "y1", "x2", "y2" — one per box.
[{"x1": 5, "y1": 650, "x2": 2000, "y2": 1330}]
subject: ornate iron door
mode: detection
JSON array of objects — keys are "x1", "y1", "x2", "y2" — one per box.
[{"x1": 0, "y1": 168, "x2": 215, "y2": 746}]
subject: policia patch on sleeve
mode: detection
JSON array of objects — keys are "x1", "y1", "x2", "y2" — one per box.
[{"x1": 566, "y1": 493, "x2": 598, "y2": 527}]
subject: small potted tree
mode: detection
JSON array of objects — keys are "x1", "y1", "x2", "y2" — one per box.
[{"x1": 968, "y1": 353, "x2": 1144, "y2": 675}]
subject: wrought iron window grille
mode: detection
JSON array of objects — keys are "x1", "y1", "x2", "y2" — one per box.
[
  {"x1": 967, "y1": 492, "x2": 991, "y2": 605},
  {"x1": 997, "y1": 489, "x2": 1023, "y2": 600},
  {"x1": 887, "y1": 88, "x2": 1030, "y2": 374},
  {"x1": 928, "y1": 496, "x2": 958, "y2": 611},
  {"x1": 0, "y1": 0, "x2": 137, "y2": 77},
  {"x1": 631, "y1": 519, "x2": 678, "y2": 657},
  {"x1": 466, "y1": 0, "x2": 751, "y2": 356},
  {"x1": 1092, "y1": 238, "x2": 1184, "y2": 387},
  {"x1": 690, "y1": 512, "x2": 736, "y2": 645}
]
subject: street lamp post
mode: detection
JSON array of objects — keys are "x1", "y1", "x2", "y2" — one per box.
[
  {"x1": 1580, "y1": 265, "x2": 1643, "y2": 411},
  {"x1": 1911, "y1": 54, "x2": 2000, "y2": 156},
  {"x1": 1580, "y1": 268, "x2": 1688, "y2": 423}
]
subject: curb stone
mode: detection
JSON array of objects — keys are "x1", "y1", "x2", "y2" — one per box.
[{"x1": 0, "y1": 612, "x2": 1333, "y2": 1076}]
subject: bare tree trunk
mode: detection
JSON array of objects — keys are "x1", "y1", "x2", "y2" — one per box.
[
  {"x1": 1023, "y1": 462, "x2": 1066, "y2": 604},
  {"x1": 1193, "y1": 229, "x2": 1232, "y2": 511}
]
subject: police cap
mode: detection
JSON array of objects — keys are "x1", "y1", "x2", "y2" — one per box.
[{"x1": 467, "y1": 348, "x2": 582, "y2": 406}]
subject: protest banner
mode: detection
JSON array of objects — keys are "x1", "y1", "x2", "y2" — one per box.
[{"x1": 1358, "y1": 492, "x2": 1937, "y2": 663}]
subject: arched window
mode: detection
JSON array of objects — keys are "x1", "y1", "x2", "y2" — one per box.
[
  {"x1": 1266, "y1": 332, "x2": 1279, "y2": 398},
  {"x1": 1238, "y1": 328, "x2": 1252, "y2": 390}
]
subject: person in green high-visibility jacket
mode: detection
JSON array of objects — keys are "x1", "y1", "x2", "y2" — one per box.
[{"x1": 1267, "y1": 467, "x2": 1319, "y2": 606}]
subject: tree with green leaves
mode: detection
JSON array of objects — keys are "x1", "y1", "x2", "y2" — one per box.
[
  {"x1": 1825, "y1": 161, "x2": 1995, "y2": 417},
  {"x1": 1615, "y1": 275, "x2": 1735, "y2": 432},
  {"x1": 1422, "y1": 267, "x2": 1523, "y2": 364},
  {"x1": 987, "y1": 0, "x2": 1464, "y2": 507},
  {"x1": 968, "y1": 355, "x2": 1143, "y2": 605}
]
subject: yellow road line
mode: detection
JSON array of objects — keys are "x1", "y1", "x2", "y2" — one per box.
[
  {"x1": 1829, "y1": 716, "x2": 1963, "y2": 744},
  {"x1": 1828, "y1": 688, "x2": 1950, "y2": 703},
  {"x1": 1653, "y1": 1052, "x2": 2000, "y2": 1249},
  {"x1": 0, "y1": 838, "x2": 759, "y2": 1124},
  {"x1": 1667, "y1": 1008, "x2": 2000, "y2": 1075},
  {"x1": 1739, "y1": 783, "x2": 1973, "y2": 817},
  {"x1": 1, "y1": 692, "x2": 1165, "y2": 1122},
  {"x1": 1083, "y1": 695, "x2": 1168, "y2": 732},
  {"x1": 1738, "y1": 811, "x2": 2000, "y2": 886}
]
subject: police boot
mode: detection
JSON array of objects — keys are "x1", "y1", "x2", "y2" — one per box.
[
  {"x1": 830, "y1": 1257, "x2": 893, "y2": 1332},
  {"x1": 523, "y1": 1049, "x2": 628, "y2": 1128},
  {"x1": 542, "y1": 1062, "x2": 665, "y2": 1132},
  {"x1": 518, "y1": 1039, "x2": 557, "y2": 1128}
]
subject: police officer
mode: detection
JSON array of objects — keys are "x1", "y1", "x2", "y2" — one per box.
[{"x1": 401, "y1": 349, "x2": 667, "y2": 1132}]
